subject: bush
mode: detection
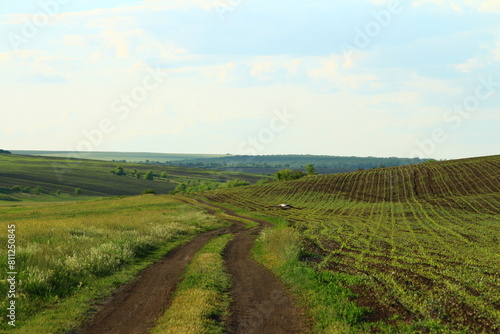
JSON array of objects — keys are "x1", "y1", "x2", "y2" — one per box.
[
  {"x1": 172, "y1": 183, "x2": 187, "y2": 194},
  {"x1": 256, "y1": 178, "x2": 274, "y2": 186},
  {"x1": 142, "y1": 189, "x2": 157, "y2": 195},
  {"x1": 11, "y1": 185, "x2": 22, "y2": 192}
]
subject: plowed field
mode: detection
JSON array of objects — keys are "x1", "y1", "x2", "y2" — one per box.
[{"x1": 204, "y1": 155, "x2": 500, "y2": 332}]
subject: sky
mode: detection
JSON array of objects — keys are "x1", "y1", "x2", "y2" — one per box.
[{"x1": 0, "y1": 0, "x2": 499, "y2": 159}]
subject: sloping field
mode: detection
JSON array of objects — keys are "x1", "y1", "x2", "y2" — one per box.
[
  {"x1": 205, "y1": 155, "x2": 500, "y2": 332},
  {"x1": 0, "y1": 154, "x2": 264, "y2": 198}
]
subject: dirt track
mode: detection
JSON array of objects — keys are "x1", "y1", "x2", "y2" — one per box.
[
  {"x1": 77, "y1": 196, "x2": 309, "y2": 334},
  {"x1": 225, "y1": 226, "x2": 309, "y2": 333}
]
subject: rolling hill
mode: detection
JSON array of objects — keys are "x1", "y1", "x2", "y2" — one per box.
[
  {"x1": 203, "y1": 155, "x2": 500, "y2": 332},
  {"x1": 0, "y1": 154, "x2": 265, "y2": 199}
]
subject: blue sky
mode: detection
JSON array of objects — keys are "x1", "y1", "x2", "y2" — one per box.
[{"x1": 1, "y1": 0, "x2": 499, "y2": 159}]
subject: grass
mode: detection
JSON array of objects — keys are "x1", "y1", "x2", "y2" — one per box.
[
  {"x1": 0, "y1": 195, "x2": 228, "y2": 333},
  {"x1": 250, "y1": 217, "x2": 369, "y2": 333},
  {"x1": 151, "y1": 233, "x2": 233, "y2": 334},
  {"x1": 205, "y1": 155, "x2": 500, "y2": 333}
]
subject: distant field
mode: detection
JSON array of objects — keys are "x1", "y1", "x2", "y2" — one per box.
[
  {"x1": 0, "y1": 154, "x2": 265, "y2": 200},
  {"x1": 11, "y1": 151, "x2": 226, "y2": 163},
  {"x1": 204, "y1": 155, "x2": 500, "y2": 333}
]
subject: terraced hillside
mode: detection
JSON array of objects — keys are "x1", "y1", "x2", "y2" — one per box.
[
  {"x1": 0, "y1": 154, "x2": 264, "y2": 199},
  {"x1": 204, "y1": 155, "x2": 500, "y2": 332}
]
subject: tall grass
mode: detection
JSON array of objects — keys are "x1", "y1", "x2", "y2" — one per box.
[
  {"x1": 0, "y1": 195, "x2": 226, "y2": 331},
  {"x1": 151, "y1": 233, "x2": 233, "y2": 334}
]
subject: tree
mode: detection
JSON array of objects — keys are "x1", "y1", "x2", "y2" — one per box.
[
  {"x1": 274, "y1": 169, "x2": 306, "y2": 181},
  {"x1": 144, "y1": 170, "x2": 154, "y2": 180},
  {"x1": 74, "y1": 188, "x2": 82, "y2": 196},
  {"x1": 305, "y1": 163, "x2": 318, "y2": 175},
  {"x1": 160, "y1": 172, "x2": 168, "y2": 178},
  {"x1": 112, "y1": 166, "x2": 126, "y2": 176},
  {"x1": 142, "y1": 188, "x2": 157, "y2": 195}
]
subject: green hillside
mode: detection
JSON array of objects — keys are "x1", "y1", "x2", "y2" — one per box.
[
  {"x1": 11, "y1": 151, "x2": 226, "y2": 163},
  {"x1": 203, "y1": 155, "x2": 500, "y2": 333},
  {"x1": 0, "y1": 154, "x2": 265, "y2": 200}
]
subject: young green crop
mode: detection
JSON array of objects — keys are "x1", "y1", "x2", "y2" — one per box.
[{"x1": 204, "y1": 155, "x2": 500, "y2": 333}]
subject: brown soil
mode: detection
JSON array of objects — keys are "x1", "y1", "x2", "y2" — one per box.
[
  {"x1": 224, "y1": 225, "x2": 309, "y2": 334},
  {"x1": 76, "y1": 196, "x2": 310, "y2": 334}
]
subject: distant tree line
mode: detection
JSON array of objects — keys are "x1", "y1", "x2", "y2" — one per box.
[
  {"x1": 110, "y1": 166, "x2": 168, "y2": 181},
  {"x1": 0, "y1": 149, "x2": 12, "y2": 154},
  {"x1": 161, "y1": 155, "x2": 429, "y2": 172}
]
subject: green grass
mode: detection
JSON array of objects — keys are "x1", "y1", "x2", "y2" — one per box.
[
  {"x1": 254, "y1": 225, "x2": 368, "y2": 333},
  {"x1": 205, "y1": 155, "x2": 500, "y2": 333},
  {"x1": 0, "y1": 195, "x2": 228, "y2": 333},
  {"x1": 151, "y1": 233, "x2": 233, "y2": 334},
  {"x1": 0, "y1": 154, "x2": 266, "y2": 200}
]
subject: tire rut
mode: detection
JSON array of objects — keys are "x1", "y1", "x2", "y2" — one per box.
[
  {"x1": 185, "y1": 196, "x2": 311, "y2": 333},
  {"x1": 77, "y1": 223, "x2": 242, "y2": 334}
]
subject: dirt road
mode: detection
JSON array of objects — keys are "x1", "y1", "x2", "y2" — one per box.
[
  {"x1": 186, "y1": 197, "x2": 310, "y2": 334},
  {"x1": 77, "y1": 196, "x2": 309, "y2": 334}
]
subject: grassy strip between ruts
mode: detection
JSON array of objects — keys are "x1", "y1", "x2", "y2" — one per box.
[{"x1": 151, "y1": 233, "x2": 233, "y2": 334}]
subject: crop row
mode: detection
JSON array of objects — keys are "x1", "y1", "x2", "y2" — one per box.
[{"x1": 204, "y1": 156, "x2": 500, "y2": 332}]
